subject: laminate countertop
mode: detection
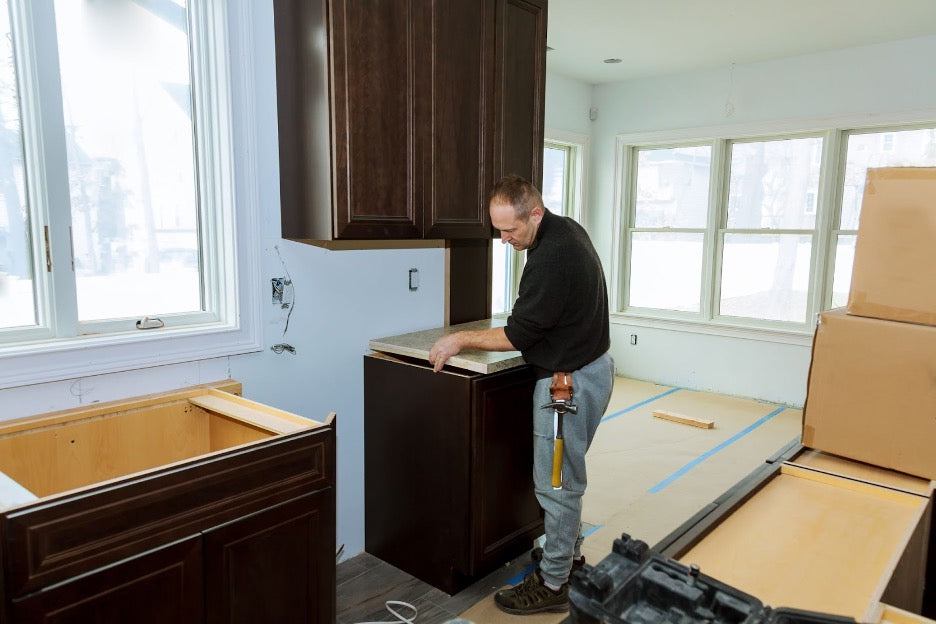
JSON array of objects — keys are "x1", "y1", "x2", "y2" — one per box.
[{"x1": 368, "y1": 319, "x2": 527, "y2": 375}]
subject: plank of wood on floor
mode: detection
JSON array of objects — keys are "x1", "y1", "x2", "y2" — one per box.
[{"x1": 653, "y1": 409, "x2": 715, "y2": 429}]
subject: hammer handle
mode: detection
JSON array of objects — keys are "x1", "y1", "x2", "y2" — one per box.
[{"x1": 551, "y1": 437, "x2": 564, "y2": 488}]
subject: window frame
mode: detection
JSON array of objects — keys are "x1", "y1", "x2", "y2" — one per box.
[
  {"x1": 612, "y1": 112, "x2": 936, "y2": 344},
  {"x1": 0, "y1": 0, "x2": 261, "y2": 388},
  {"x1": 492, "y1": 129, "x2": 589, "y2": 317}
]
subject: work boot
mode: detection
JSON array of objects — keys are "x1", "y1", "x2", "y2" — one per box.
[
  {"x1": 493, "y1": 569, "x2": 569, "y2": 615},
  {"x1": 530, "y1": 546, "x2": 585, "y2": 572}
]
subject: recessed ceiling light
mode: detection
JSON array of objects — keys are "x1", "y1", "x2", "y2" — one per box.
[{"x1": 603, "y1": 58, "x2": 623, "y2": 64}]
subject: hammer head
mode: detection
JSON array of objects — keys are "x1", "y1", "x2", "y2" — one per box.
[{"x1": 540, "y1": 399, "x2": 578, "y2": 414}]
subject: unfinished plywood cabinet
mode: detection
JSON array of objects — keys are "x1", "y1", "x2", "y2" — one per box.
[
  {"x1": 0, "y1": 382, "x2": 336, "y2": 624},
  {"x1": 656, "y1": 450, "x2": 935, "y2": 622}
]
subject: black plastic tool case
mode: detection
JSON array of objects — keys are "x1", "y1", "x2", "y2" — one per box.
[{"x1": 567, "y1": 534, "x2": 857, "y2": 624}]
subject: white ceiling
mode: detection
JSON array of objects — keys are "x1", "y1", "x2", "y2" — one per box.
[{"x1": 546, "y1": 0, "x2": 936, "y2": 84}]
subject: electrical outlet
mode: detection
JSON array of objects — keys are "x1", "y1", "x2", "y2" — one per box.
[
  {"x1": 271, "y1": 277, "x2": 286, "y2": 304},
  {"x1": 408, "y1": 268, "x2": 419, "y2": 291},
  {"x1": 630, "y1": 334, "x2": 637, "y2": 345}
]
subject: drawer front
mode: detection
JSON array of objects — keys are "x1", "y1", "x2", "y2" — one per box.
[{"x1": 2, "y1": 425, "x2": 334, "y2": 597}]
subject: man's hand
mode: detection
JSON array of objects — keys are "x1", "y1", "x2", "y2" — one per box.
[{"x1": 428, "y1": 332, "x2": 463, "y2": 373}]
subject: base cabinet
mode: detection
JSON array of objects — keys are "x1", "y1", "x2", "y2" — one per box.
[
  {"x1": 364, "y1": 353, "x2": 544, "y2": 594},
  {"x1": 0, "y1": 385, "x2": 336, "y2": 624}
]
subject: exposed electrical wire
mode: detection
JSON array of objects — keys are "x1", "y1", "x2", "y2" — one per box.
[
  {"x1": 274, "y1": 245, "x2": 295, "y2": 335},
  {"x1": 354, "y1": 601, "x2": 418, "y2": 624}
]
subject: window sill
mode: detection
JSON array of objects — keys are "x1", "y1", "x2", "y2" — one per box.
[
  {"x1": 0, "y1": 320, "x2": 262, "y2": 389},
  {"x1": 610, "y1": 312, "x2": 816, "y2": 347}
]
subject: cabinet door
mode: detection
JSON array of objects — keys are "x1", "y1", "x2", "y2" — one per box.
[
  {"x1": 364, "y1": 355, "x2": 474, "y2": 594},
  {"x1": 329, "y1": 0, "x2": 422, "y2": 239},
  {"x1": 469, "y1": 365, "x2": 543, "y2": 574},
  {"x1": 493, "y1": 0, "x2": 548, "y2": 189},
  {"x1": 421, "y1": 0, "x2": 496, "y2": 239},
  {"x1": 9, "y1": 537, "x2": 203, "y2": 624},
  {"x1": 203, "y1": 489, "x2": 335, "y2": 624}
]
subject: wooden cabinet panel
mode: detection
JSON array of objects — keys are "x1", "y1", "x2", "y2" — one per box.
[
  {"x1": 494, "y1": 0, "x2": 547, "y2": 188},
  {"x1": 469, "y1": 366, "x2": 542, "y2": 572},
  {"x1": 364, "y1": 354, "x2": 542, "y2": 594},
  {"x1": 204, "y1": 490, "x2": 335, "y2": 624},
  {"x1": 421, "y1": 0, "x2": 496, "y2": 239},
  {"x1": 10, "y1": 537, "x2": 203, "y2": 624},
  {"x1": 329, "y1": 0, "x2": 422, "y2": 239}
]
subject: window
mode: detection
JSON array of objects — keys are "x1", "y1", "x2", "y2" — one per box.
[
  {"x1": 830, "y1": 127, "x2": 936, "y2": 308},
  {"x1": 0, "y1": 0, "x2": 259, "y2": 387},
  {"x1": 492, "y1": 133, "x2": 588, "y2": 315},
  {"x1": 617, "y1": 120, "x2": 936, "y2": 333}
]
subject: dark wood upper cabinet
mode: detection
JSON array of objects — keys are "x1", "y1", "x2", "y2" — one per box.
[
  {"x1": 494, "y1": 0, "x2": 548, "y2": 189},
  {"x1": 273, "y1": 0, "x2": 547, "y2": 241}
]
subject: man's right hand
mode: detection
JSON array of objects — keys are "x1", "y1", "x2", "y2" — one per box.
[{"x1": 428, "y1": 332, "x2": 463, "y2": 373}]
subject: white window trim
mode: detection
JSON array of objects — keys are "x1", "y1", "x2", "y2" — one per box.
[
  {"x1": 610, "y1": 109, "x2": 936, "y2": 344},
  {"x1": 0, "y1": 1, "x2": 261, "y2": 389},
  {"x1": 492, "y1": 128, "x2": 591, "y2": 319},
  {"x1": 544, "y1": 128, "x2": 589, "y2": 227}
]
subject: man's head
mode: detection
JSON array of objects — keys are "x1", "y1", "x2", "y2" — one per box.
[{"x1": 489, "y1": 175, "x2": 545, "y2": 251}]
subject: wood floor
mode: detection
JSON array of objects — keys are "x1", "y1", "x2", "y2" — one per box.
[
  {"x1": 336, "y1": 376, "x2": 801, "y2": 624},
  {"x1": 336, "y1": 549, "x2": 537, "y2": 624}
]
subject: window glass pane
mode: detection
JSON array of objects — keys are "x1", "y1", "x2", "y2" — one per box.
[
  {"x1": 542, "y1": 145, "x2": 568, "y2": 216},
  {"x1": 840, "y1": 128, "x2": 936, "y2": 230},
  {"x1": 830, "y1": 234, "x2": 856, "y2": 309},
  {"x1": 0, "y1": 0, "x2": 37, "y2": 329},
  {"x1": 727, "y1": 137, "x2": 822, "y2": 230},
  {"x1": 491, "y1": 241, "x2": 508, "y2": 315},
  {"x1": 635, "y1": 146, "x2": 710, "y2": 228},
  {"x1": 54, "y1": 0, "x2": 202, "y2": 321},
  {"x1": 629, "y1": 232, "x2": 702, "y2": 312},
  {"x1": 720, "y1": 233, "x2": 812, "y2": 322}
]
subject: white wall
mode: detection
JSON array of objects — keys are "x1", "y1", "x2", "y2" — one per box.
[
  {"x1": 544, "y1": 70, "x2": 594, "y2": 135},
  {"x1": 0, "y1": 1, "x2": 446, "y2": 561},
  {"x1": 581, "y1": 36, "x2": 936, "y2": 406}
]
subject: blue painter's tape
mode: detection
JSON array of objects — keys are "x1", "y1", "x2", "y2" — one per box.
[
  {"x1": 601, "y1": 387, "x2": 681, "y2": 423},
  {"x1": 647, "y1": 406, "x2": 787, "y2": 493},
  {"x1": 506, "y1": 524, "x2": 604, "y2": 585}
]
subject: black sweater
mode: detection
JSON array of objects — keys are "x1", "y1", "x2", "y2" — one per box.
[{"x1": 504, "y1": 209, "x2": 610, "y2": 375}]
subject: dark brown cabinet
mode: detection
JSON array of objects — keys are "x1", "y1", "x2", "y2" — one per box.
[
  {"x1": 273, "y1": 0, "x2": 548, "y2": 241},
  {"x1": 364, "y1": 353, "x2": 544, "y2": 594},
  {"x1": 0, "y1": 385, "x2": 336, "y2": 624}
]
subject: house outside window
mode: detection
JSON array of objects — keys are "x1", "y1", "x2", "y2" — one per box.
[
  {"x1": 616, "y1": 120, "x2": 936, "y2": 335},
  {"x1": 0, "y1": 0, "x2": 259, "y2": 387}
]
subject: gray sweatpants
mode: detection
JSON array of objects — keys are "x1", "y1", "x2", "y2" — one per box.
[{"x1": 533, "y1": 351, "x2": 614, "y2": 588}]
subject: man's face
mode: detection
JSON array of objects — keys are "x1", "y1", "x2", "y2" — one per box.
[{"x1": 490, "y1": 200, "x2": 543, "y2": 251}]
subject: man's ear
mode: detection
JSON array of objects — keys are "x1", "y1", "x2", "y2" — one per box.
[{"x1": 530, "y1": 205, "x2": 545, "y2": 224}]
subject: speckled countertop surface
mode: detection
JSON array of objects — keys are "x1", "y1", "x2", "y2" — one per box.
[{"x1": 368, "y1": 318, "x2": 527, "y2": 374}]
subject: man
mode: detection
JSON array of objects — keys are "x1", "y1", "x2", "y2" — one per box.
[{"x1": 428, "y1": 174, "x2": 613, "y2": 615}]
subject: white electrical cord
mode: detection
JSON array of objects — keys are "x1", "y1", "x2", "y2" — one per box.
[{"x1": 354, "y1": 600, "x2": 418, "y2": 624}]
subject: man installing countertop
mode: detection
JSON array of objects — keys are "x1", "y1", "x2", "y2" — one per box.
[{"x1": 428, "y1": 174, "x2": 614, "y2": 615}]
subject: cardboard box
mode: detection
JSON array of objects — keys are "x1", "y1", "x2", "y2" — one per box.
[
  {"x1": 847, "y1": 167, "x2": 936, "y2": 326},
  {"x1": 802, "y1": 309, "x2": 936, "y2": 480}
]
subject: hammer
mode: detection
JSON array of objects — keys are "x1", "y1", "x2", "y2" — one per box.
[{"x1": 541, "y1": 372, "x2": 577, "y2": 489}]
